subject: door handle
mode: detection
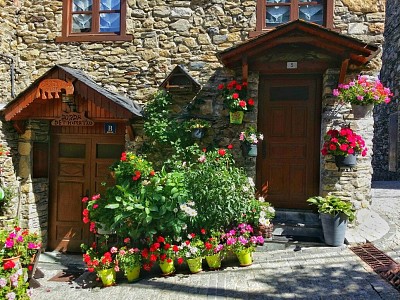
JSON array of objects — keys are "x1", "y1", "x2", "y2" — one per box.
[{"x1": 262, "y1": 140, "x2": 267, "y2": 159}]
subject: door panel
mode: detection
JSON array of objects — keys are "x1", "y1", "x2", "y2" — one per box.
[
  {"x1": 49, "y1": 134, "x2": 124, "y2": 252},
  {"x1": 257, "y1": 76, "x2": 321, "y2": 209}
]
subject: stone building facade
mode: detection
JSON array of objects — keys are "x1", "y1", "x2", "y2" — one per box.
[
  {"x1": 373, "y1": 0, "x2": 400, "y2": 180},
  {"x1": 0, "y1": 0, "x2": 387, "y2": 249}
]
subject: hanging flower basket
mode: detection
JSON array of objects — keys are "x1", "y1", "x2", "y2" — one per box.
[
  {"x1": 242, "y1": 143, "x2": 258, "y2": 157},
  {"x1": 229, "y1": 111, "x2": 244, "y2": 124},
  {"x1": 351, "y1": 103, "x2": 374, "y2": 119},
  {"x1": 191, "y1": 128, "x2": 206, "y2": 139},
  {"x1": 334, "y1": 154, "x2": 357, "y2": 169}
]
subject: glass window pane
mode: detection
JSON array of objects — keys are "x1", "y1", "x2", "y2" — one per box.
[
  {"x1": 96, "y1": 144, "x2": 124, "y2": 159},
  {"x1": 100, "y1": 0, "x2": 121, "y2": 10},
  {"x1": 299, "y1": 4, "x2": 324, "y2": 25},
  {"x1": 270, "y1": 86, "x2": 309, "y2": 101},
  {"x1": 59, "y1": 143, "x2": 85, "y2": 158},
  {"x1": 266, "y1": 6, "x2": 290, "y2": 26},
  {"x1": 100, "y1": 13, "x2": 120, "y2": 32},
  {"x1": 73, "y1": 0, "x2": 92, "y2": 12},
  {"x1": 72, "y1": 14, "x2": 92, "y2": 33},
  {"x1": 266, "y1": 0, "x2": 290, "y2": 3}
]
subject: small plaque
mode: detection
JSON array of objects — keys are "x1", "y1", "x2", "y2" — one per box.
[
  {"x1": 287, "y1": 62, "x2": 298, "y2": 69},
  {"x1": 105, "y1": 123, "x2": 116, "y2": 134}
]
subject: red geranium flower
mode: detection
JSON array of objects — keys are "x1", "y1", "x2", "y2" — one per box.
[{"x1": 218, "y1": 149, "x2": 226, "y2": 156}]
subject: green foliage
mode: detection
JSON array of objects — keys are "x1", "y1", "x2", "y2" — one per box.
[
  {"x1": 185, "y1": 147, "x2": 255, "y2": 232},
  {"x1": 307, "y1": 195, "x2": 355, "y2": 222},
  {"x1": 0, "y1": 267, "x2": 30, "y2": 300}
]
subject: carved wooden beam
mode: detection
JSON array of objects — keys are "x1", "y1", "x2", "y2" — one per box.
[
  {"x1": 36, "y1": 79, "x2": 74, "y2": 100},
  {"x1": 242, "y1": 55, "x2": 248, "y2": 82},
  {"x1": 13, "y1": 120, "x2": 25, "y2": 134},
  {"x1": 339, "y1": 58, "x2": 350, "y2": 84}
]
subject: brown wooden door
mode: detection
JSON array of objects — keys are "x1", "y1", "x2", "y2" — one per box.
[
  {"x1": 49, "y1": 134, "x2": 124, "y2": 252},
  {"x1": 257, "y1": 76, "x2": 321, "y2": 209}
]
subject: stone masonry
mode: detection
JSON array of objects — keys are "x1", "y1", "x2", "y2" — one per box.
[{"x1": 0, "y1": 0, "x2": 387, "y2": 242}]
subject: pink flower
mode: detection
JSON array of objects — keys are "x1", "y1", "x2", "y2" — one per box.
[
  {"x1": 93, "y1": 204, "x2": 99, "y2": 209},
  {"x1": 110, "y1": 247, "x2": 118, "y2": 254},
  {"x1": 332, "y1": 89, "x2": 340, "y2": 96}
]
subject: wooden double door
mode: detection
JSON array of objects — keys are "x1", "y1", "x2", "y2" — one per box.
[
  {"x1": 49, "y1": 135, "x2": 124, "y2": 252},
  {"x1": 257, "y1": 75, "x2": 321, "y2": 209}
]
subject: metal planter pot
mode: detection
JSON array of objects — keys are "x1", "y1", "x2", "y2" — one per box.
[{"x1": 320, "y1": 212, "x2": 348, "y2": 247}]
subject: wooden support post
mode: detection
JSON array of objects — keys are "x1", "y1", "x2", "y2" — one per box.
[
  {"x1": 242, "y1": 55, "x2": 248, "y2": 82},
  {"x1": 339, "y1": 58, "x2": 349, "y2": 84}
]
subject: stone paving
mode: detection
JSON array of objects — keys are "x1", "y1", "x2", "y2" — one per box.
[{"x1": 29, "y1": 181, "x2": 400, "y2": 300}]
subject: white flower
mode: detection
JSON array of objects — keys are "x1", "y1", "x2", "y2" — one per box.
[
  {"x1": 259, "y1": 134, "x2": 264, "y2": 140},
  {"x1": 267, "y1": 207, "x2": 275, "y2": 214},
  {"x1": 248, "y1": 177, "x2": 255, "y2": 187},
  {"x1": 187, "y1": 201, "x2": 195, "y2": 206},
  {"x1": 258, "y1": 196, "x2": 265, "y2": 202},
  {"x1": 243, "y1": 186, "x2": 249, "y2": 192},
  {"x1": 190, "y1": 246, "x2": 198, "y2": 254},
  {"x1": 173, "y1": 208, "x2": 178, "y2": 213},
  {"x1": 185, "y1": 252, "x2": 191, "y2": 258},
  {"x1": 260, "y1": 211, "x2": 266, "y2": 218},
  {"x1": 182, "y1": 224, "x2": 187, "y2": 230},
  {"x1": 259, "y1": 217, "x2": 270, "y2": 226}
]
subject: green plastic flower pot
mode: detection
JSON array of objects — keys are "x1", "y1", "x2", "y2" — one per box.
[
  {"x1": 97, "y1": 268, "x2": 116, "y2": 287},
  {"x1": 230, "y1": 111, "x2": 244, "y2": 124},
  {"x1": 187, "y1": 257, "x2": 203, "y2": 273},
  {"x1": 205, "y1": 253, "x2": 222, "y2": 270},
  {"x1": 236, "y1": 249, "x2": 253, "y2": 267},
  {"x1": 159, "y1": 260, "x2": 175, "y2": 276},
  {"x1": 125, "y1": 265, "x2": 141, "y2": 282}
]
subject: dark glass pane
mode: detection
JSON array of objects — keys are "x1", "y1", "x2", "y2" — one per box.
[
  {"x1": 270, "y1": 86, "x2": 309, "y2": 101},
  {"x1": 299, "y1": 4, "x2": 324, "y2": 25},
  {"x1": 72, "y1": 14, "x2": 92, "y2": 33},
  {"x1": 73, "y1": 0, "x2": 93, "y2": 12},
  {"x1": 100, "y1": 13, "x2": 120, "y2": 32},
  {"x1": 100, "y1": 0, "x2": 120, "y2": 10},
  {"x1": 266, "y1": 0, "x2": 291, "y2": 3},
  {"x1": 96, "y1": 144, "x2": 124, "y2": 159},
  {"x1": 59, "y1": 143, "x2": 85, "y2": 158},
  {"x1": 266, "y1": 6, "x2": 290, "y2": 26}
]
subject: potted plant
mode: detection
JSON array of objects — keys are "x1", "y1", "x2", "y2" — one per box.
[
  {"x1": 333, "y1": 75, "x2": 392, "y2": 118},
  {"x1": 224, "y1": 223, "x2": 264, "y2": 267},
  {"x1": 245, "y1": 198, "x2": 275, "y2": 240},
  {"x1": 203, "y1": 230, "x2": 225, "y2": 270},
  {"x1": 148, "y1": 236, "x2": 181, "y2": 276},
  {"x1": 307, "y1": 195, "x2": 355, "y2": 247},
  {"x1": 239, "y1": 126, "x2": 264, "y2": 157},
  {"x1": 320, "y1": 127, "x2": 367, "y2": 169},
  {"x1": 218, "y1": 80, "x2": 255, "y2": 124},
  {"x1": 116, "y1": 246, "x2": 141, "y2": 282},
  {"x1": 0, "y1": 227, "x2": 27, "y2": 267},
  {"x1": 81, "y1": 244, "x2": 119, "y2": 287},
  {"x1": 187, "y1": 119, "x2": 210, "y2": 139},
  {"x1": 179, "y1": 233, "x2": 204, "y2": 274}
]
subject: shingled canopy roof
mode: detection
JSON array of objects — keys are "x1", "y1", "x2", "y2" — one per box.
[
  {"x1": 217, "y1": 19, "x2": 380, "y2": 77},
  {"x1": 3, "y1": 64, "x2": 142, "y2": 121}
]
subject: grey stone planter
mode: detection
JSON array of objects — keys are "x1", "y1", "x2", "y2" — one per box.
[{"x1": 320, "y1": 212, "x2": 348, "y2": 246}]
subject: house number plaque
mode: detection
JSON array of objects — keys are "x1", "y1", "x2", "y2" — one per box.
[{"x1": 51, "y1": 112, "x2": 94, "y2": 126}]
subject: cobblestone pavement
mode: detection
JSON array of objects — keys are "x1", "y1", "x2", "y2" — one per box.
[{"x1": 30, "y1": 181, "x2": 400, "y2": 300}]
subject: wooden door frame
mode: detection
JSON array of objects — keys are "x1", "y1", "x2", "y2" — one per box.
[{"x1": 256, "y1": 74, "x2": 322, "y2": 208}]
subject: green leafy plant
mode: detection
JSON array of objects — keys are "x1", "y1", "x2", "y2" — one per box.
[
  {"x1": 243, "y1": 198, "x2": 275, "y2": 228},
  {"x1": 179, "y1": 233, "x2": 205, "y2": 259},
  {"x1": 0, "y1": 265, "x2": 30, "y2": 300},
  {"x1": 333, "y1": 75, "x2": 392, "y2": 105},
  {"x1": 306, "y1": 195, "x2": 355, "y2": 222},
  {"x1": 187, "y1": 119, "x2": 210, "y2": 130},
  {"x1": 239, "y1": 126, "x2": 264, "y2": 144},
  {"x1": 116, "y1": 246, "x2": 141, "y2": 271}
]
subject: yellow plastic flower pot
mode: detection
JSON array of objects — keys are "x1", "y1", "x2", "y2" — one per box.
[
  {"x1": 229, "y1": 111, "x2": 244, "y2": 124},
  {"x1": 159, "y1": 260, "x2": 175, "y2": 276},
  {"x1": 97, "y1": 268, "x2": 116, "y2": 287},
  {"x1": 187, "y1": 257, "x2": 203, "y2": 273},
  {"x1": 236, "y1": 249, "x2": 253, "y2": 267},
  {"x1": 125, "y1": 265, "x2": 141, "y2": 282},
  {"x1": 205, "y1": 253, "x2": 222, "y2": 270}
]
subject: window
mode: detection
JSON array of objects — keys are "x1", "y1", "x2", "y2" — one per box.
[
  {"x1": 252, "y1": 0, "x2": 333, "y2": 36},
  {"x1": 56, "y1": 0, "x2": 131, "y2": 42}
]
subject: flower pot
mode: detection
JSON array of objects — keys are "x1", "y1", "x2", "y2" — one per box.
[
  {"x1": 334, "y1": 154, "x2": 357, "y2": 169},
  {"x1": 236, "y1": 249, "x2": 253, "y2": 267},
  {"x1": 2, "y1": 256, "x2": 22, "y2": 270},
  {"x1": 97, "y1": 268, "x2": 116, "y2": 287},
  {"x1": 205, "y1": 253, "x2": 222, "y2": 270},
  {"x1": 229, "y1": 111, "x2": 244, "y2": 124},
  {"x1": 351, "y1": 103, "x2": 373, "y2": 119},
  {"x1": 242, "y1": 143, "x2": 258, "y2": 157},
  {"x1": 191, "y1": 128, "x2": 206, "y2": 139},
  {"x1": 186, "y1": 257, "x2": 203, "y2": 273},
  {"x1": 125, "y1": 265, "x2": 140, "y2": 282},
  {"x1": 159, "y1": 260, "x2": 175, "y2": 276},
  {"x1": 320, "y1": 212, "x2": 348, "y2": 247}
]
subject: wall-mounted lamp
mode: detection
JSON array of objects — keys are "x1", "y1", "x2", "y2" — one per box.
[{"x1": 61, "y1": 94, "x2": 77, "y2": 112}]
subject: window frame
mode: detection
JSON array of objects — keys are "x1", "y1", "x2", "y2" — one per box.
[
  {"x1": 251, "y1": 0, "x2": 334, "y2": 37},
  {"x1": 56, "y1": 0, "x2": 131, "y2": 43}
]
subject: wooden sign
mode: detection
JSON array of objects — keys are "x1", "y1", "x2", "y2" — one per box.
[
  {"x1": 36, "y1": 79, "x2": 74, "y2": 99},
  {"x1": 51, "y1": 112, "x2": 94, "y2": 126}
]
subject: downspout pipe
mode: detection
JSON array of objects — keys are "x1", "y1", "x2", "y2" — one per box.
[{"x1": 0, "y1": 54, "x2": 15, "y2": 98}]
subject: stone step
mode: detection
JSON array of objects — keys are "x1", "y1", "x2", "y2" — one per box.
[{"x1": 273, "y1": 208, "x2": 321, "y2": 226}]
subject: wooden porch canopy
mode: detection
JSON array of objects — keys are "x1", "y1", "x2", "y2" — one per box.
[
  {"x1": 217, "y1": 19, "x2": 380, "y2": 83},
  {"x1": 3, "y1": 65, "x2": 142, "y2": 122}
]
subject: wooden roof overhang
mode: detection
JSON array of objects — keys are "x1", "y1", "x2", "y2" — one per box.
[
  {"x1": 217, "y1": 20, "x2": 380, "y2": 83},
  {"x1": 3, "y1": 65, "x2": 142, "y2": 123}
]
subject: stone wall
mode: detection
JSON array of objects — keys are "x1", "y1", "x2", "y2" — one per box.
[
  {"x1": 0, "y1": 0, "x2": 387, "y2": 237},
  {"x1": 373, "y1": 0, "x2": 400, "y2": 180}
]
